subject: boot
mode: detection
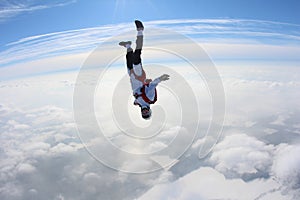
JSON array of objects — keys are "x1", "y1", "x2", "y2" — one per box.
[
  {"x1": 135, "y1": 20, "x2": 144, "y2": 31},
  {"x1": 119, "y1": 41, "x2": 132, "y2": 47}
]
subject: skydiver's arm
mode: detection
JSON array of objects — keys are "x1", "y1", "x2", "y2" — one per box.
[
  {"x1": 159, "y1": 74, "x2": 170, "y2": 81},
  {"x1": 149, "y1": 77, "x2": 161, "y2": 88},
  {"x1": 148, "y1": 74, "x2": 170, "y2": 89}
]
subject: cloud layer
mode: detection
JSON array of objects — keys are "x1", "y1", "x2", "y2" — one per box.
[
  {"x1": 139, "y1": 167, "x2": 285, "y2": 200},
  {"x1": 1, "y1": 62, "x2": 300, "y2": 199},
  {"x1": 1, "y1": 18, "x2": 300, "y2": 78},
  {"x1": 0, "y1": 19, "x2": 300, "y2": 199},
  {"x1": 209, "y1": 134, "x2": 274, "y2": 180}
]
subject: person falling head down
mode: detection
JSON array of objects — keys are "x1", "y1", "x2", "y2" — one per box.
[{"x1": 119, "y1": 20, "x2": 170, "y2": 120}]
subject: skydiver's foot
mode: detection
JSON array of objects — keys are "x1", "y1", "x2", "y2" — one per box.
[
  {"x1": 119, "y1": 41, "x2": 132, "y2": 47},
  {"x1": 135, "y1": 20, "x2": 144, "y2": 31}
]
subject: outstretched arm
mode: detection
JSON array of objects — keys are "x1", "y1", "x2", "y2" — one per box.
[
  {"x1": 159, "y1": 74, "x2": 170, "y2": 81},
  {"x1": 148, "y1": 74, "x2": 170, "y2": 88}
]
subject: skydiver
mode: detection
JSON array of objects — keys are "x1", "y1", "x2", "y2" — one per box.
[{"x1": 119, "y1": 20, "x2": 170, "y2": 120}]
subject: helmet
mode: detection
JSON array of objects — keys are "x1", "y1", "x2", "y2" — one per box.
[{"x1": 141, "y1": 106, "x2": 152, "y2": 120}]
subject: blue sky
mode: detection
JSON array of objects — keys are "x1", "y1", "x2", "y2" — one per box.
[
  {"x1": 1, "y1": 0, "x2": 300, "y2": 46},
  {"x1": 1, "y1": 0, "x2": 300, "y2": 80}
]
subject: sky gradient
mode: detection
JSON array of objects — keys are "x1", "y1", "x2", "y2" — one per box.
[
  {"x1": 0, "y1": 1, "x2": 300, "y2": 200},
  {"x1": 1, "y1": 0, "x2": 300, "y2": 46}
]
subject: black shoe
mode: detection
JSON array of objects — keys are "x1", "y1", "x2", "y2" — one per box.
[
  {"x1": 135, "y1": 20, "x2": 144, "y2": 31},
  {"x1": 119, "y1": 41, "x2": 132, "y2": 47}
]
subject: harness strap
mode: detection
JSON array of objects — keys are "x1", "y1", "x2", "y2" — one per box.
[{"x1": 134, "y1": 84, "x2": 157, "y2": 104}]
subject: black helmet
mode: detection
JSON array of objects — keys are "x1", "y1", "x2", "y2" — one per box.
[{"x1": 141, "y1": 106, "x2": 151, "y2": 120}]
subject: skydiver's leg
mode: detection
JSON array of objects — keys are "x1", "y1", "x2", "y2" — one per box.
[
  {"x1": 119, "y1": 41, "x2": 133, "y2": 70},
  {"x1": 132, "y1": 20, "x2": 144, "y2": 65},
  {"x1": 120, "y1": 20, "x2": 144, "y2": 69},
  {"x1": 135, "y1": 33, "x2": 143, "y2": 50},
  {"x1": 133, "y1": 35, "x2": 143, "y2": 65},
  {"x1": 126, "y1": 47, "x2": 134, "y2": 70}
]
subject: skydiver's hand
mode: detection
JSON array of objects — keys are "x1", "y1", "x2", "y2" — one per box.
[
  {"x1": 159, "y1": 74, "x2": 170, "y2": 81},
  {"x1": 145, "y1": 79, "x2": 152, "y2": 84}
]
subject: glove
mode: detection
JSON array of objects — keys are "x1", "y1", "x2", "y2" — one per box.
[{"x1": 159, "y1": 74, "x2": 170, "y2": 81}]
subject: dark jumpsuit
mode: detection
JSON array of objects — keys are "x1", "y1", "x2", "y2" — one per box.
[{"x1": 126, "y1": 35, "x2": 143, "y2": 70}]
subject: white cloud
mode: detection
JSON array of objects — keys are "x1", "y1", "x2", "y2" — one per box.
[
  {"x1": 0, "y1": 52, "x2": 89, "y2": 80},
  {"x1": 139, "y1": 167, "x2": 288, "y2": 200},
  {"x1": 191, "y1": 136, "x2": 216, "y2": 150},
  {"x1": 1, "y1": 18, "x2": 300, "y2": 79},
  {"x1": 0, "y1": 101, "x2": 173, "y2": 200},
  {"x1": 6, "y1": 119, "x2": 30, "y2": 130},
  {"x1": 145, "y1": 141, "x2": 168, "y2": 152},
  {"x1": 0, "y1": 103, "x2": 81, "y2": 199},
  {"x1": 17, "y1": 163, "x2": 36, "y2": 174},
  {"x1": 0, "y1": 67, "x2": 299, "y2": 199},
  {"x1": 245, "y1": 120, "x2": 257, "y2": 128},
  {"x1": 0, "y1": 0, "x2": 76, "y2": 22},
  {"x1": 272, "y1": 144, "x2": 300, "y2": 198},
  {"x1": 209, "y1": 134, "x2": 274, "y2": 179},
  {"x1": 263, "y1": 128, "x2": 278, "y2": 135},
  {"x1": 150, "y1": 170, "x2": 174, "y2": 185},
  {"x1": 50, "y1": 142, "x2": 80, "y2": 156},
  {"x1": 147, "y1": 18, "x2": 300, "y2": 41},
  {"x1": 121, "y1": 159, "x2": 154, "y2": 173},
  {"x1": 0, "y1": 60, "x2": 299, "y2": 198},
  {"x1": 218, "y1": 66, "x2": 300, "y2": 139},
  {"x1": 83, "y1": 172, "x2": 102, "y2": 194},
  {"x1": 270, "y1": 114, "x2": 289, "y2": 126}
]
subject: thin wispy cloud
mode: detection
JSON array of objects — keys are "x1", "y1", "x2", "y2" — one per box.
[
  {"x1": 1, "y1": 19, "x2": 300, "y2": 68},
  {"x1": 149, "y1": 19, "x2": 300, "y2": 42},
  {"x1": 0, "y1": 0, "x2": 76, "y2": 22}
]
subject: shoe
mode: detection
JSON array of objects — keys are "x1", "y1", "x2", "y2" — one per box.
[
  {"x1": 135, "y1": 20, "x2": 144, "y2": 31},
  {"x1": 119, "y1": 41, "x2": 132, "y2": 47}
]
